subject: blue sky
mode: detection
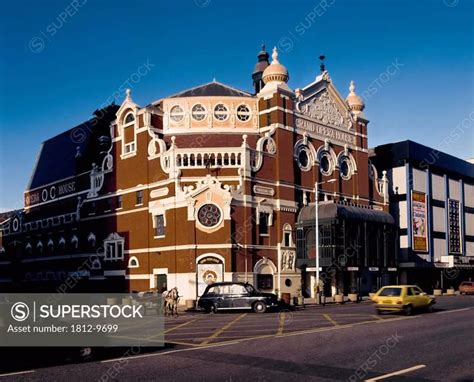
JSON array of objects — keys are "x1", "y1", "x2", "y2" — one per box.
[{"x1": 0, "y1": 0, "x2": 473, "y2": 211}]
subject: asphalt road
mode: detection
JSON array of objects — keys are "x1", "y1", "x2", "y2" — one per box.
[{"x1": 1, "y1": 296, "x2": 473, "y2": 381}]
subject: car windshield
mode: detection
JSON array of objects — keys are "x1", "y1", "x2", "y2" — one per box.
[
  {"x1": 245, "y1": 284, "x2": 256, "y2": 294},
  {"x1": 379, "y1": 287, "x2": 402, "y2": 297}
]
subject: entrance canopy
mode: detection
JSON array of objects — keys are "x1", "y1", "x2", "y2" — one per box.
[{"x1": 297, "y1": 202, "x2": 394, "y2": 226}]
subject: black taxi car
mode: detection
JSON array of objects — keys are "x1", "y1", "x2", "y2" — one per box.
[{"x1": 197, "y1": 282, "x2": 278, "y2": 313}]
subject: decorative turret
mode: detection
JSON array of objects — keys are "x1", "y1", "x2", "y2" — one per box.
[
  {"x1": 252, "y1": 45, "x2": 269, "y2": 94},
  {"x1": 262, "y1": 47, "x2": 289, "y2": 85},
  {"x1": 346, "y1": 80, "x2": 365, "y2": 115}
]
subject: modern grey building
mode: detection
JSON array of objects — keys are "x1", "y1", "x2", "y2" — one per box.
[{"x1": 370, "y1": 140, "x2": 474, "y2": 291}]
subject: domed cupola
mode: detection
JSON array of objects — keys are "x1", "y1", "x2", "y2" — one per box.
[
  {"x1": 346, "y1": 80, "x2": 365, "y2": 115},
  {"x1": 252, "y1": 45, "x2": 270, "y2": 94},
  {"x1": 262, "y1": 47, "x2": 289, "y2": 85}
]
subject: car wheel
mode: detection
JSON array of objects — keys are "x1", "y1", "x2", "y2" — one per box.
[
  {"x1": 253, "y1": 301, "x2": 266, "y2": 314},
  {"x1": 403, "y1": 305, "x2": 413, "y2": 316},
  {"x1": 426, "y1": 303, "x2": 434, "y2": 313},
  {"x1": 211, "y1": 304, "x2": 218, "y2": 314}
]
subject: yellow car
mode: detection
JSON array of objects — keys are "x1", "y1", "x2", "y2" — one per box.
[{"x1": 372, "y1": 285, "x2": 435, "y2": 315}]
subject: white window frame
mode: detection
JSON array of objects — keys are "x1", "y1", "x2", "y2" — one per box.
[
  {"x1": 128, "y1": 256, "x2": 140, "y2": 268},
  {"x1": 121, "y1": 110, "x2": 137, "y2": 159},
  {"x1": 153, "y1": 214, "x2": 166, "y2": 238},
  {"x1": 104, "y1": 233, "x2": 125, "y2": 261}
]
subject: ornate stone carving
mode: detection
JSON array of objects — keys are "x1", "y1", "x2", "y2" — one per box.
[
  {"x1": 281, "y1": 250, "x2": 296, "y2": 271},
  {"x1": 300, "y1": 91, "x2": 352, "y2": 129}
]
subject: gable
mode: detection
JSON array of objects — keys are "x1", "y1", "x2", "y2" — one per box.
[{"x1": 297, "y1": 88, "x2": 353, "y2": 130}]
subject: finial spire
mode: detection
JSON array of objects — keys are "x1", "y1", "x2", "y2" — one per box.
[
  {"x1": 319, "y1": 55, "x2": 326, "y2": 73},
  {"x1": 261, "y1": 44, "x2": 265, "y2": 51},
  {"x1": 125, "y1": 88, "x2": 131, "y2": 100},
  {"x1": 272, "y1": 47, "x2": 279, "y2": 64},
  {"x1": 349, "y1": 80, "x2": 355, "y2": 94}
]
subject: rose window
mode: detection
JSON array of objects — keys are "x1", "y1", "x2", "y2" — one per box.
[{"x1": 197, "y1": 204, "x2": 222, "y2": 228}]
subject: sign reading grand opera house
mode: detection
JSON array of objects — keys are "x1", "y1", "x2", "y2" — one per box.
[{"x1": 0, "y1": 47, "x2": 396, "y2": 301}]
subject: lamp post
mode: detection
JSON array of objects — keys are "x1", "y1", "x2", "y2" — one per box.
[{"x1": 315, "y1": 179, "x2": 336, "y2": 300}]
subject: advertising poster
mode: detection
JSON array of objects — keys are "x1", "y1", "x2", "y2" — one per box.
[
  {"x1": 448, "y1": 199, "x2": 462, "y2": 254},
  {"x1": 197, "y1": 257, "x2": 223, "y2": 296},
  {"x1": 412, "y1": 191, "x2": 428, "y2": 252}
]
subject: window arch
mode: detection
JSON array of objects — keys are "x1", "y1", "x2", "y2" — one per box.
[
  {"x1": 124, "y1": 112, "x2": 135, "y2": 125},
  {"x1": 316, "y1": 143, "x2": 337, "y2": 176},
  {"x1": 71, "y1": 235, "x2": 79, "y2": 249},
  {"x1": 128, "y1": 256, "x2": 139, "y2": 268},
  {"x1": 294, "y1": 138, "x2": 317, "y2": 172},
  {"x1": 337, "y1": 151, "x2": 357, "y2": 181},
  {"x1": 88, "y1": 232, "x2": 96, "y2": 247},
  {"x1": 282, "y1": 223, "x2": 293, "y2": 247}
]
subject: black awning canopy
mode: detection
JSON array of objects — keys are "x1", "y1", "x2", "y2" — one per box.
[{"x1": 297, "y1": 202, "x2": 395, "y2": 225}]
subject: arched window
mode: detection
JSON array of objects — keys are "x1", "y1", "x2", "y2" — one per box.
[
  {"x1": 124, "y1": 112, "x2": 135, "y2": 125},
  {"x1": 88, "y1": 232, "x2": 96, "y2": 247},
  {"x1": 71, "y1": 235, "x2": 79, "y2": 249},
  {"x1": 128, "y1": 256, "x2": 139, "y2": 268},
  {"x1": 47, "y1": 239, "x2": 54, "y2": 252},
  {"x1": 91, "y1": 258, "x2": 102, "y2": 270},
  {"x1": 283, "y1": 224, "x2": 293, "y2": 247}
]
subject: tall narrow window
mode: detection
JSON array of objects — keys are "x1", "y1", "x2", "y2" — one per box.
[
  {"x1": 117, "y1": 195, "x2": 123, "y2": 209},
  {"x1": 154, "y1": 215, "x2": 165, "y2": 237},
  {"x1": 259, "y1": 213, "x2": 269, "y2": 235},
  {"x1": 136, "y1": 190, "x2": 144, "y2": 205}
]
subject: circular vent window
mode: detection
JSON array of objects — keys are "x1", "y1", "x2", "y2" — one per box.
[{"x1": 197, "y1": 204, "x2": 222, "y2": 228}]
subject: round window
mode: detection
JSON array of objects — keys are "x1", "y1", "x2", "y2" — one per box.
[
  {"x1": 298, "y1": 149, "x2": 309, "y2": 168},
  {"x1": 285, "y1": 279, "x2": 292, "y2": 287},
  {"x1": 319, "y1": 154, "x2": 332, "y2": 175},
  {"x1": 170, "y1": 105, "x2": 184, "y2": 122},
  {"x1": 191, "y1": 104, "x2": 207, "y2": 121},
  {"x1": 197, "y1": 204, "x2": 222, "y2": 228},
  {"x1": 214, "y1": 104, "x2": 229, "y2": 121},
  {"x1": 340, "y1": 158, "x2": 352, "y2": 180},
  {"x1": 236, "y1": 104, "x2": 251, "y2": 122}
]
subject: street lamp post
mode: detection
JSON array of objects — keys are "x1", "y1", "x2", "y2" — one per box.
[{"x1": 315, "y1": 179, "x2": 336, "y2": 302}]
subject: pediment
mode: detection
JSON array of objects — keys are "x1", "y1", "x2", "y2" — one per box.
[{"x1": 298, "y1": 90, "x2": 353, "y2": 130}]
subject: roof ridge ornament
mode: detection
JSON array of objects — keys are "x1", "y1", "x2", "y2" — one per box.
[
  {"x1": 349, "y1": 80, "x2": 356, "y2": 94},
  {"x1": 271, "y1": 47, "x2": 280, "y2": 64},
  {"x1": 125, "y1": 88, "x2": 132, "y2": 101}
]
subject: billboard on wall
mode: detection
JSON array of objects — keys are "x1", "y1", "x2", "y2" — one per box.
[
  {"x1": 412, "y1": 191, "x2": 428, "y2": 252},
  {"x1": 197, "y1": 256, "x2": 223, "y2": 296},
  {"x1": 448, "y1": 199, "x2": 462, "y2": 254}
]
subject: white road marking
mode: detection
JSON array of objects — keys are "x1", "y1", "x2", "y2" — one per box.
[
  {"x1": 0, "y1": 370, "x2": 35, "y2": 377},
  {"x1": 365, "y1": 364, "x2": 426, "y2": 381},
  {"x1": 100, "y1": 341, "x2": 241, "y2": 363},
  {"x1": 435, "y1": 308, "x2": 470, "y2": 315}
]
